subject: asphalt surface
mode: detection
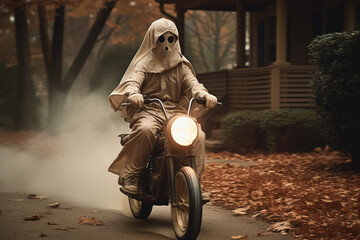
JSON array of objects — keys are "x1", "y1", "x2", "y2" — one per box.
[{"x1": 0, "y1": 191, "x2": 293, "y2": 240}]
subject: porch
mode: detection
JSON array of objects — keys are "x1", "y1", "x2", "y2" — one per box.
[{"x1": 155, "y1": 0, "x2": 358, "y2": 112}]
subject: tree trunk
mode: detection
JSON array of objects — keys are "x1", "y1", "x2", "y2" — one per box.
[
  {"x1": 14, "y1": 2, "x2": 32, "y2": 130},
  {"x1": 48, "y1": 5, "x2": 65, "y2": 133}
]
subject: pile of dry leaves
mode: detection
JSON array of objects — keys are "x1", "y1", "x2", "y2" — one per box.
[{"x1": 203, "y1": 151, "x2": 360, "y2": 239}]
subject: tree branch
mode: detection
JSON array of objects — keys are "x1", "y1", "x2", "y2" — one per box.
[
  {"x1": 37, "y1": 3, "x2": 51, "y2": 76},
  {"x1": 191, "y1": 16, "x2": 210, "y2": 72},
  {"x1": 62, "y1": 0, "x2": 117, "y2": 92}
]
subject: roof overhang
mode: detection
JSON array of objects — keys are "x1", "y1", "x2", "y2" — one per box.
[{"x1": 155, "y1": 0, "x2": 275, "y2": 12}]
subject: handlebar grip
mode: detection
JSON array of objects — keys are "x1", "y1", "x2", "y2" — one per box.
[
  {"x1": 194, "y1": 97, "x2": 222, "y2": 106},
  {"x1": 144, "y1": 98, "x2": 152, "y2": 105},
  {"x1": 122, "y1": 97, "x2": 155, "y2": 107},
  {"x1": 194, "y1": 97, "x2": 206, "y2": 105}
]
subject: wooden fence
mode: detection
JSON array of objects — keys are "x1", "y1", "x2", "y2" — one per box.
[
  {"x1": 279, "y1": 65, "x2": 315, "y2": 108},
  {"x1": 197, "y1": 65, "x2": 316, "y2": 111}
]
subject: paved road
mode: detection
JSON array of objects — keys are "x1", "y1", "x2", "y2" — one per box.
[{"x1": 0, "y1": 192, "x2": 293, "y2": 240}]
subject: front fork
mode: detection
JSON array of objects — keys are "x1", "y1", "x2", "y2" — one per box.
[{"x1": 167, "y1": 156, "x2": 197, "y2": 206}]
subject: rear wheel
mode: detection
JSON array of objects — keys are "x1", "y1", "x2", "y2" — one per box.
[
  {"x1": 171, "y1": 166, "x2": 202, "y2": 240},
  {"x1": 128, "y1": 197, "x2": 153, "y2": 219}
]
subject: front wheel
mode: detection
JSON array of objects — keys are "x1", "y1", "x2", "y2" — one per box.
[
  {"x1": 171, "y1": 166, "x2": 202, "y2": 240},
  {"x1": 128, "y1": 197, "x2": 153, "y2": 219}
]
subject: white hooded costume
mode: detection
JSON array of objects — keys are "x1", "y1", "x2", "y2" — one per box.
[{"x1": 108, "y1": 18, "x2": 210, "y2": 179}]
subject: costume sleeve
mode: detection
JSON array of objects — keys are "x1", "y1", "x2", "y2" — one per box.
[
  {"x1": 121, "y1": 71, "x2": 145, "y2": 95},
  {"x1": 182, "y1": 64, "x2": 208, "y2": 98},
  {"x1": 109, "y1": 71, "x2": 145, "y2": 111}
]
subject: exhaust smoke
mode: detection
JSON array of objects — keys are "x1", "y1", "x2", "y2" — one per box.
[{"x1": 0, "y1": 93, "x2": 131, "y2": 211}]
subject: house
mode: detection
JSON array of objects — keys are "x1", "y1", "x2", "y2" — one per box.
[{"x1": 155, "y1": 0, "x2": 360, "y2": 111}]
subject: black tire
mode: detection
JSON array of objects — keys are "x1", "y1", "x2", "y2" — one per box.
[
  {"x1": 171, "y1": 166, "x2": 202, "y2": 240},
  {"x1": 128, "y1": 197, "x2": 153, "y2": 219}
]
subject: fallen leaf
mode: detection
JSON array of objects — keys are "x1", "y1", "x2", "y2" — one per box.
[
  {"x1": 78, "y1": 216, "x2": 103, "y2": 226},
  {"x1": 27, "y1": 194, "x2": 48, "y2": 200},
  {"x1": 10, "y1": 199, "x2": 24, "y2": 202},
  {"x1": 24, "y1": 215, "x2": 42, "y2": 221},
  {"x1": 267, "y1": 221, "x2": 291, "y2": 234},
  {"x1": 232, "y1": 206, "x2": 250, "y2": 215},
  {"x1": 48, "y1": 203, "x2": 60, "y2": 208},
  {"x1": 257, "y1": 231, "x2": 267, "y2": 236},
  {"x1": 230, "y1": 235, "x2": 248, "y2": 240},
  {"x1": 55, "y1": 228, "x2": 69, "y2": 231}
]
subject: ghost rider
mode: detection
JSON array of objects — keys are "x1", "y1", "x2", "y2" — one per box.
[{"x1": 108, "y1": 18, "x2": 217, "y2": 201}]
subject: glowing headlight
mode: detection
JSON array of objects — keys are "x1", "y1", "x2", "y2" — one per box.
[{"x1": 170, "y1": 116, "x2": 198, "y2": 146}]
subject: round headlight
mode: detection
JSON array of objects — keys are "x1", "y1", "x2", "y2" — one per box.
[{"x1": 170, "y1": 116, "x2": 198, "y2": 146}]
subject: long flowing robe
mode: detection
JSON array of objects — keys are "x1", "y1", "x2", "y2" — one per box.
[{"x1": 107, "y1": 18, "x2": 209, "y2": 179}]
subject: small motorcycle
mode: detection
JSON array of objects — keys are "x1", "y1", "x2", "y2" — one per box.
[{"x1": 118, "y1": 97, "x2": 220, "y2": 240}]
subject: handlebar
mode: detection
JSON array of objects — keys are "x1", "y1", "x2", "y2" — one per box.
[
  {"x1": 121, "y1": 97, "x2": 157, "y2": 106},
  {"x1": 122, "y1": 97, "x2": 222, "y2": 119}
]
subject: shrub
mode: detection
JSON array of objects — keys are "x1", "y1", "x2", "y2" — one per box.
[
  {"x1": 221, "y1": 110, "x2": 265, "y2": 152},
  {"x1": 221, "y1": 109, "x2": 325, "y2": 153},
  {"x1": 258, "y1": 109, "x2": 325, "y2": 152},
  {"x1": 308, "y1": 31, "x2": 360, "y2": 166}
]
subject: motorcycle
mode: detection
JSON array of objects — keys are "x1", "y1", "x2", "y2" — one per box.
[{"x1": 118, "y1": 97, "x2": 220, "y2": 240}]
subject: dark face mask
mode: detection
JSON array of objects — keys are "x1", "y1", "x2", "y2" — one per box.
[
  {"x1": 158, "y1": 35, "x2": 175, "y2": 44},
  {"x1": 157, "y1": 32, "x2": 176, "y2": 54}
]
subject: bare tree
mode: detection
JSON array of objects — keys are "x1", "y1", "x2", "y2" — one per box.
[
  {"x1": 37, "y1": 0, "x2": 118, "y2": 133},
  {"x1": 186, "y1": 11, "x2": 237, "y2": 73}
]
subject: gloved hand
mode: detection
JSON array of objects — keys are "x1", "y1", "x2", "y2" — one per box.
[
  {"x1": 128, "y1": 93, "x2": 144, "y2": 108},
  {"x1": 204, "y1": 93, "x2": 217, "y2": 108}
]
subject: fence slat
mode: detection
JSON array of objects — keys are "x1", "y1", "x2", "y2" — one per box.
[{"x1": 197, "y1": 65, "x2": 315, "y2": 111}]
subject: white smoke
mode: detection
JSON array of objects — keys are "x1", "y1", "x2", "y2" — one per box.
[{"x1": 0, "y1": 93, "x2": 131, "y2": 211}]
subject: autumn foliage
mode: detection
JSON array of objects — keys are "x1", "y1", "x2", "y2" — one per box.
[{"x1": 203, "y1": 151, "x2": 360, "y2": 239}]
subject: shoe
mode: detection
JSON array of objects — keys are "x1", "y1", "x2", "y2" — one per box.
[
  {"x1": 121, "y1": 176, "x2": 139, "y2": 195},
  {"x1": 201, "y1": 192, "x2": 211, "y2": 204}
]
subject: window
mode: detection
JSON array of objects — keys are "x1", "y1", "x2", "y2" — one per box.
[
  {"x1": 326, "y1": 4, "x2": 344, "y2": 33},
  {"x1": 269, "y1": 16, "x2": 276, "y2": 63},
  {"x1": 356, "y1": 4, "x2": 360, "y2": 30},
  {"x1": 268, "y1": 16, "x2": 290, "y2": 64},
  {"x1": 257, "y1": 22, "x2": 265, "y2": 67},
  {"x1": 313, "y1": 10, "x2": 322, "y2": 37}
]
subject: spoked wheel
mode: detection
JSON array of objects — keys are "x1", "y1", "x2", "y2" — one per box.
[
  {"x1": 128, "y1": 197, "x2": 153, "y2": 219},
  {"x1": 171, "y1": 166, "x2": 202, "y2": 240}
]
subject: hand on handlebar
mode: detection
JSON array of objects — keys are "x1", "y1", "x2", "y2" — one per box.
[
  {"x1": 128, "y1": 93, "x2": 144, "y2": 108},
  {"x1": 204, "y1": 93, "x2": 218, "y2": 108}
]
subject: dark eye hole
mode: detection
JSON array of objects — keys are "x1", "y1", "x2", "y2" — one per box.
[
  {"x1": 159, "y1": 35, "x2": 165, "y2": 43},
  {"x1": 168, "y1": 36, "x2": 174, "y2": 43}
]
